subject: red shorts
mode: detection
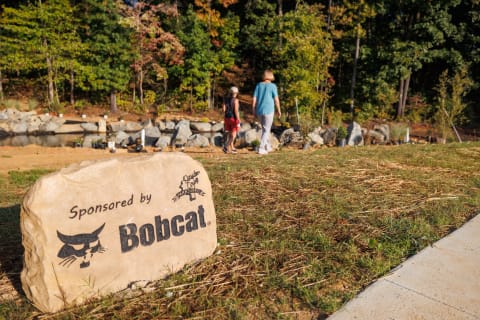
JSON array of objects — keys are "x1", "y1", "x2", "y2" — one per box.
[{"x1": 224, "y1": 117, "x2": 239, "y2": 132}]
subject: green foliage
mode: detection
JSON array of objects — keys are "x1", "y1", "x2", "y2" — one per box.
[
  {"x1": 434, "y1": 67, "x2": 472, "y2": 139},
  {"x1": 76, "y1": 0, "x2": 134, "y2": 111},
  {"x1": 8, "y1": 169, "x2": 52, "y2": 189},
  {"x1": 327, "y1": 108, "x2": 344, "y2": 128},
  {"x1": 1, "y1": 99, "x2": 20, "y2": 110},
  {"x1": 27, "y1": 98, "x2": 39, "y2": 111},
  {"x1": 0, "y1": 0, "x2": 85, "y2": 107},
  {"x1": 277, "y1": 4, "x2": 335, "y2": 118},
  {"x1": 336, "y1": 126, "x2": 348, "y2": 140},
  {"x1": 390, "y1": 123, "x2": 409, "y2": 143}
]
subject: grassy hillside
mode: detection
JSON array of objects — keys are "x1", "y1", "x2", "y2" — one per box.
[{"x1": 1, "y1": 143, "x2": 480, "y2": 319}]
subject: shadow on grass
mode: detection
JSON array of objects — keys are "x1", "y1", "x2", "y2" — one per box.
[{"x1": 0, "y1": 204, "x2": 25, "y2": 297}]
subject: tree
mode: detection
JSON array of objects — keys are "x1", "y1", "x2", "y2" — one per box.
[
  {"x1": 0, "y1": 0, "x2": 83, "y2": 108},
  {"x1": 240, "y1": 0, "x2": 280, "y2": 73},
  {"x1": 76, "y1": 0, "x2": 134, "y2": 113},
  {"x1": 434, "y1": 66, "x2": 472, "y2": 141},
  {"x1": 375, "y1": 0, "x2": 463, "y2": 118},
  {"x1": 121, "y1": 2, "x2": 184, "y2": 108},
  {"x1": 276, "y1": 4, "x2": 335, "y2": 121}
]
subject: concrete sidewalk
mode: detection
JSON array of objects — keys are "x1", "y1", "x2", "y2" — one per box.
[{"x1": 328, "y1": 214, "x2": 480, "y2": 320}]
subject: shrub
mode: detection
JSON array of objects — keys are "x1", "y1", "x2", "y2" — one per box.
[{"x1": 336, "y1": 126, "x2": 347, "y2": 140}]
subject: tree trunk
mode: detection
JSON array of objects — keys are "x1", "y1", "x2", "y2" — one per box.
[
  {"x1": 0, "y1": 70, "x2": 4, "y2": 101},
  {"x1": 402, "y1": 73, "x2": 411, "y2": 115},
  {"x1": 139, "y1": 68, "x2": 144, "y2": 106},
  {"x1": 349, "y1": 29, "x2": 360, "y2": 119},
  {"x1": 397, "y1": 79, "x2": 404, "y2": 118},
  {"x1": 110, "y1": 90, "x2": 118, "y2": 114},
  {"x1": 70, "y1": 70, "x2": 75, "y2": 106},
  {"x1": 397, "y1": 73, "x2": 411, "y2": 118},
  {"x1": 46, "y1": 55, "x2": 55, "y2": 106}
]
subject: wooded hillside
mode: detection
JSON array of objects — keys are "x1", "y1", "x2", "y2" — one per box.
[{"x1": 1, "y1": 0, "x2": 479, "y2": 137}]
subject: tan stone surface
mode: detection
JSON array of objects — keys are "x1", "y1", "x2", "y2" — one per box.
[{"x1": 20, "y1": 152, "x2": 217, "y2": 313}]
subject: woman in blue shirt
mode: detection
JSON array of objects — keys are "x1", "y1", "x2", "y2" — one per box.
[{"x1": 252, "y1": 70, "x2": 282, "y2": 154}]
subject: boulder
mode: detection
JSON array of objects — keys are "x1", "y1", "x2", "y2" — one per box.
[
  {"x1": 55, "y1": 124, "x2": 85, "y2": 134},
  {"x1": 211, "y1": 122, "x2": 224, "y2": 132},
  {"x1": 190, "y1": 122, "x2": 212, "y2": 132},
  {"x1": 10, "y1": 121, "x2": 28, "y2": 135},
  {"x1": 172, "y1": 120, "x2": 192, "y2": 146},
  {"x1": 124, "y1": 121, "x2": 144, "y2": 132},
  {"x1": 186, "y1": 134, "x2": 210, "y2": 147},
  {"x1": 98, "y1": 119, "x2": 107, "y2": 133},
  {"x1": 280, "y1": 128, "x2": 304, "y2": 147},
  {"x1": 155, "y1": 135, "x2": 172, "y2": 149},
  {"x1": 40, "y1": 118, "x2": 66, "y2": 133},
  {"x1": 210, "y1": 132, "x2": 224, "y2": 147},
  {"x1": 80, "y1": 122, "x2": 98, "y2": 132},
  {"x1": 21, "y1": 153, "x2": 217, "y2": 313},
  {"x1": 347, "y1": 121, "x2": 364, "y2": 146}
]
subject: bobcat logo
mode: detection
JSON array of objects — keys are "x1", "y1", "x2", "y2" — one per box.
[
  {"x1": 172, "y1": 170, "x2": 206, "y2": 202},
  {"x1": 57, "y1": 223, "x2": 107, "y2": 268}
]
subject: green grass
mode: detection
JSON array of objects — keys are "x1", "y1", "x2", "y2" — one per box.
[{"x1": 0, "y1": 143, "x2": 479, "y2": 319}]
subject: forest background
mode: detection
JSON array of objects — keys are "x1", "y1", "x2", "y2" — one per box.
[{"x1": 0, "y1": 0, "x2": 479, "y2": 139}]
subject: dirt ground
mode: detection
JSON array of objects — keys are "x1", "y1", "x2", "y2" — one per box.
[{"x1": 0, "y1": 144, "x2": 252, "y2": 175}]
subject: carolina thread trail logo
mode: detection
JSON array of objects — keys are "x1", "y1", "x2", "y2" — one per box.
[
  {"x1": 172, "y1": 170, "x2": 206, "y2": 202},
  {"x1": 57, "y1": 223, "x2": 107, "y2": 268}
]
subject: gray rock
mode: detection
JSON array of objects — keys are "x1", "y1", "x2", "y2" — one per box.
[
  {"x1": 124, "y1": 121, "x2": 143, "y2": 132},
  {"x1": 82, "y1": 135, "x2": 104, "y2": 148},
  {"x1": 321, "y1": 127, "x2": 337, "y2": 145},
  {"x1": 280, "y1": 128, "x2": 304, "y2": 146},
  {"x1": 211, "y1": 122, "x2": 224, "y2": 132},
  {"x1": 157, "y1": 120, "x2": 166, "y2": 131},
  {"x1": 0, "y1": 111, "x2": 8, "y2": 120},
  {"x1": 145, "y1": 126, "x2": 161, "y2": 139},
  {"x1": 114, "y1": 131, "x2": 131, "y2": 146},
  {"x1": 81, "y1": 122, "x2": 98, "y2": 132},
  {"x1": 155, "y1": 135, "x2": 172, "y2": 149},
  {"x1": 186, "y1": 134, "x2": 210, "y2": 147},
  {"x1": 347, "y1": 121, "x2": 364, "y2": 146},
  {"x1": 0, "y1": 122, "x2": 10, "y2": 136},
  {"x1": 210, "y1": 133, "x2": 224, "y2": 147},
  {"x1": 366, "y1": 129, "x2": 386, "y2": 144},
  {"x1": 190, "y1": 122, "x2": 212, "y2": 132},
  {"x1": 55, "y1": 124, "x2": 84, "y2": 134},
  {"x1": 27, "y1": 116, "x2": 42, "y2": 134},
  {"x1": 165, "y1": 120, "x2": 176, "y2": 131},
  {"x1": 98, "y1": 119, "x2": 107, "y2": 133},
  {"x1": 109, "y1": 121, "x2": 127, "y2": 132},
  {"x1": 307, "y1": 132, "x2": 324, "y2": 145},
  {"x1": 40, "y1": 118, "x2": 66, "y2": 132},
  {"x1": 373, "y1": 124, "x2": 390, "y2": 142},
  {"x1": 10, "y1": 121, "x2": 28, "y2": 134},
  {"x1": 245, "y1": 128, "x2": 261, "y2": 145},
  {"x1": 172, "y1": 120, "x2": 192, "y2": 146}
]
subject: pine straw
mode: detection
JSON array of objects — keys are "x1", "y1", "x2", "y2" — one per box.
[{"x1": 1, "y1": 143, "x2": 480, "y2": 319}]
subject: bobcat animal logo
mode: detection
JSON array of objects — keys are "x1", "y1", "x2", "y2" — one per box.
[
  {"x1": 57, "y1": 223, "x2": 107, "y2": 268},
  {"x1": 172, "y1": 170, "x2": 206, "y2": 202}
]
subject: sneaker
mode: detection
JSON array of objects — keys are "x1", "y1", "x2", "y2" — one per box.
[
  {"x1": 223, "y1": 146, "x2": 228, "y2": 153},
  {"x1": 257, "y1": 148, "x2": 268, "y2": 155},
  {"x1": 231, "y1": 148, "x2": 237, "y2": 154}
]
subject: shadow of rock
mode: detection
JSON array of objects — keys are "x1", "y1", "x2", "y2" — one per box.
[{"x1": 0, "y1": 204, "x2": 25, "y2": 299}]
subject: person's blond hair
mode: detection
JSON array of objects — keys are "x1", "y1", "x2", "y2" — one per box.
[{"x1": 262, "y1": 70, "x2": 275, "y2": 81}]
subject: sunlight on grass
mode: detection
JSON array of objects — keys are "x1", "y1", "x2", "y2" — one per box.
[{"x1": 0, "y1": 143, "x2": 479, "y2": 319}]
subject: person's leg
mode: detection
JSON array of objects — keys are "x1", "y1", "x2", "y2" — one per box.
[
  {"x1": 230, "y1": 130, "x2": 238, "y2": 153},
  {"x1": 259, "y1": 113, "x2": 273, "y2": 154}
]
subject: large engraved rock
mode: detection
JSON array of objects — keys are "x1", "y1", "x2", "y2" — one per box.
[{"x1": 21, "y1": 153, "x2": 217, "y2": 313}]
